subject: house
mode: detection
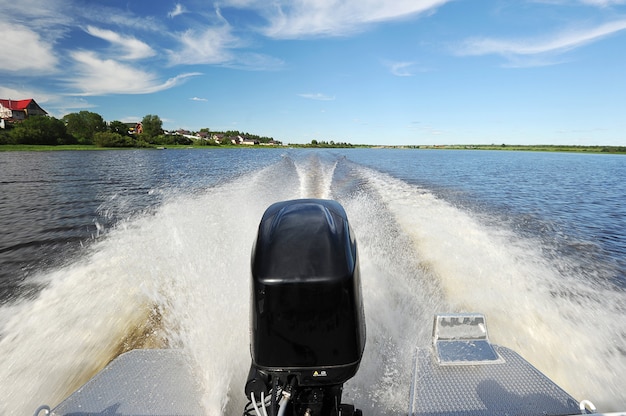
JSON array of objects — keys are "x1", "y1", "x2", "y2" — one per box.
[
  {"x1": 210, "y1": 133, "x2": 225, "y2": 143},
  {"x1": 209, "y1": 133, "x2": 260, "y2": 145},
  {"x1": 242, "y1": 138, "x2": 259, "y2": 145},
  {"x1": 124, "y1": 122, "x2": 143, "y2": 134},
  {"x1": 211, "y1": 134, "x2": 239, "y2": 144},
  {"x1": 0, "y1": 99, "x2": 48, "y2": 123},
  {"x1": 234, "y1": 135, "x2": 262, "y2": 145}
]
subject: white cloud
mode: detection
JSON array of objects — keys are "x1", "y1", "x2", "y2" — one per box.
[
  {"x1": 67, "y1": 51, "x2": 200, "y2": 95},
  {"x1": 0, "y1": 0, "x2": 72, "y2": 34},
  {"x1": 85, "y1": 26, "x2": 156, "y2": 60},
  {"x1": 86, "y1": 8, "x2": 164, "y2": 33},
  {"x1": 169, "y1": 3, "x2": 187, "y2": 18},
  {"x1": 1, "y1": 22, "x2": 58, "y2": 72},
  {"x1": 383, "y1": 60, "x2": 433, "y2": 76},
  {"x1": 190, "y1": 97, "x2": 208, "y2": 101},
  {"x1": 169, "y1": 24, "x2": 238, "y2": 65},
  {"x1": 387, "y1": 61, "x2": 415, "y2": 76},
  {"x1": 0, "y1": 86, "x2": 52, "y2": 104},
  {"x1": 167, "y1": 6, "x2": 284, "y2": 70},
  {"x1": 259, "y1": 0, "x2": 451, "y2": 38},
  {"x1": 168, "y1": 4, "x2": 240, "y2": 65},
  {"x1": 457, "y1": 19, "x2": 626, "y2": 58},
  {"x1": 298, "y1": 93, "x2": 336, "y2": 101}
]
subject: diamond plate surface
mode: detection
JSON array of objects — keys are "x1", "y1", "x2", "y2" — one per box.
[
  {"x1": 410, "y1": 345, "x2": 579, "y2": 416},
  {"x1": 52, "y1": 349, "x2": 205, "y2": 416}
]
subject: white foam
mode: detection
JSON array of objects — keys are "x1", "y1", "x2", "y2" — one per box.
[{"x1": 359, "y1": 166, "x2": 626, "y2": 412}]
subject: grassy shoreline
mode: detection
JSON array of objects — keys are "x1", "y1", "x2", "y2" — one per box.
[
  {"x1": 415, "y1": 144, "x2": 626, "y2": 154},
  {"x1": 0, "y1": 144, "x2": 132, "y2": 151},
  {"x1": 0, "y1": 144, "x2": 246, "y2": 151},
  {"x1": 1, "y1": 143, "x2": 624, "y2": 154},
  {"x1": 416, "y1": 144, "x2": 626, "y2": 154}
]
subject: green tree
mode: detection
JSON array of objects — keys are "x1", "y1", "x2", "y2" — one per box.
[
  {"x1": 109, "y1": 120, "x2": 131, "y2": 136},
  {"x1": 63, "y1": 111, "x2": 107, "y2": 144},
  {"x1": 0, "y1": 124, "x2": 12, "y2": 144},
  {"x1": 141, "y1": 114, "x2": 163, "y2": 140},
  {"x1": 93, "y1": 131, "x2": 133, "y2": 147},
  {"x1": 9, "y1": 116, "x2": 69, "y2": 145}
]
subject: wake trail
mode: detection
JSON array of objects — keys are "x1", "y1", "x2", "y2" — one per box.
[
  {"x1": 356, "y1": 164, "x2": 625, "y2": 411},
  {"x1": 0, "y1": 161, "x2": 300, "y2": 415},
  {"x1": 294, "y1": 153, "x2": 338, "y2": 199}
]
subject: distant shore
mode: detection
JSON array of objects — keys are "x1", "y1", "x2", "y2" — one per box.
[
  {"x1": 0, "y1": 144, "x2": 258, "y2": 152},
  {"x1": 414, "y1": 144, "x2": 626, "y2": 154},
  {"x1": 1, "y1": 143, "x2": 624, "y2": 154}
]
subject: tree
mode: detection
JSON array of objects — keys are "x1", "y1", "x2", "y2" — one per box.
[
  {"x1": 141, "y1": 114, "x2": 163, "y2": 140},
  {"x1": 9, "y1": 116, "x2": 69, "y2": 145},
  {"x1": 109, "y1": 120, "x2": 131, "y2": 136},
  {"x1": 93, "y1": 132, "x2": 133, "y2": 147},
  {"x1": 63, "y1": 111, "x2": 107, "y2": 144},
  {"x1": 0, "y1": 124, "x2": 12, "y2": 144}
]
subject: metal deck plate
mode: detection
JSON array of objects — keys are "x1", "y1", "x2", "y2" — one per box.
[
  {"x1": 410, "y1": 345, "x2": 579, "y2": 416},
  {"x1": 52, "y1": 349, "x2": 205, "y2": 416},
  {"x1": 435, "y1": 340, "x2": 501, "y2": 364}
]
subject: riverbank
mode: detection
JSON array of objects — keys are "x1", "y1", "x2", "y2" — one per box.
[
  {"x1": 0, "y1": 144, "x2": 263, "y2": 152},
  {"x1": 0, "y1": 144, "x2": 125, "y2": 151},
  {"x1": 1, "y1": 143, "x2": 624, "y2": 153},
  {"x1": 417, "y1": 144, "x2": 626, "y2": 154}
]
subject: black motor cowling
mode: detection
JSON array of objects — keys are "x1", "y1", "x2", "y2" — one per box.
[
  {"x1": 246, "y1": 199, "x2": 365, "y2": 416},
  {"x1": 250, "y1": 199, "x2": 365, "y2": 387}
]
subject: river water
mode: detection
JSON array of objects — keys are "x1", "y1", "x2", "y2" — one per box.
[{"x1": 0, "y1": 148, "x2": 624, "y2": 415}]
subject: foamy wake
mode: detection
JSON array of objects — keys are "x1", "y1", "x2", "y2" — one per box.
[{"x1": 358, "y1": 165, "x2": 626, "y2": 412}]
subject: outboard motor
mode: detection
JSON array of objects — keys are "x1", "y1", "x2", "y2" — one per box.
[{"x1": 245, "y1": 199, "x2": 365, "y2": 416}]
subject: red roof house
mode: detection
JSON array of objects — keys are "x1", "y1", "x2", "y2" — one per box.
[{"x1": 0, "y1": 99, "x2": 48, "y2": 121}]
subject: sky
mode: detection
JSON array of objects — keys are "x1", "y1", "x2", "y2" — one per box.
[{"x1": 1, "y1": 0, "x2": 625, "y2": 146}]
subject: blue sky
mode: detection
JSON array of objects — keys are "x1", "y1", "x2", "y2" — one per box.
[{"x1": 1, "y1": 0, "x2": 625, "y2": 145}]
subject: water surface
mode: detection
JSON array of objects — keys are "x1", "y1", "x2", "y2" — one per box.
[{"x1": 0, "y1": 148, "x2": 624, "y2": 415}]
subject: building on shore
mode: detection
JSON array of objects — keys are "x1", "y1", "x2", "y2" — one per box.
[{"x1": 0, "y1": 99, "x2": 48, "y2": 125}]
